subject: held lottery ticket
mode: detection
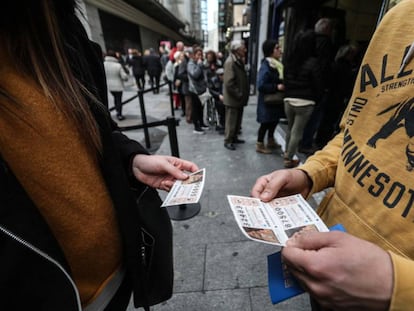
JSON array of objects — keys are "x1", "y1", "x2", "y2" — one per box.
[
  {"x1": 227, "y1": 194, "x2": 329, "y2": 246},
  {"x1": 161, "y1": 168, "x2": 206, "y2": 207}
]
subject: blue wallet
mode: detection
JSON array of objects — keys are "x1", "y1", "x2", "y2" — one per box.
[{"x1": 267, "y1": 223, "x2": 346, "y2": 304}]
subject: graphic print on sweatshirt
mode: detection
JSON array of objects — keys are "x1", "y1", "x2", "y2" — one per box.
[
  {"x1": 367, "y1": 98, "x2": 414, "y2": 171},
  {"x1": 336, "y1": 42, "x2": 414, "y2": 219},
  {"x1": 345, "y1": 43, "x2": 414, "y2": 172}
]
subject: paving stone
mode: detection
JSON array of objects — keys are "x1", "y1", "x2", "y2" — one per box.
[
  {"x1": 250, "y1": 287, "x2": 311, "y2": 311},
  {"x1": 151, "y1": 289, "x2": 251, "y2": 311},
  {"x1": 205, "y1": 241, "x2": 280, "y2": 290},
  {"x1": 172, "y1": 244, "x2": 205, "y2": 292}
]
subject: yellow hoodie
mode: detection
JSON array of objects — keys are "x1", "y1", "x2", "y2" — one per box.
[{"x1": 300, "y1": 1, "x2": 414, "y2": 310}]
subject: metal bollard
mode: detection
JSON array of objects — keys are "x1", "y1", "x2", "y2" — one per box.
[
  {"x1": 138, "y1": 90, "x2": 151, "y2": 149},
  {"x1": 166, "y1": 116, "x2": 180, "y2": 157}
]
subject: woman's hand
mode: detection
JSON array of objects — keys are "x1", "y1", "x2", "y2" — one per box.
[{"x1": 132, "y1": 154, "x2": 199, "y2": 191}]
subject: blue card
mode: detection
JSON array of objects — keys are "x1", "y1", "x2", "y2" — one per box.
[
  {"x1": 267, "y1": 223, "x2": 346, "y2": 304},
  {"x1": 267, "y1": 251, "x2": 304, "y2": 304}
]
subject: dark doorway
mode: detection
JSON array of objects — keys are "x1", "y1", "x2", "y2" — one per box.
[{"x1": 99, "y1": 10, "x2": 142, "y2": 55}]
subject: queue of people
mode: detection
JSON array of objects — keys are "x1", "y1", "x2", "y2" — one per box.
[
  {"x1": 101, "y1": 19, "x2": 360, "y2": 163},
  {"x1": 105, "y1": 44, "x2": 230, "y2": 139},
  {"x1": 103, "y1": 29, "x2": 354, "y2": 159}
]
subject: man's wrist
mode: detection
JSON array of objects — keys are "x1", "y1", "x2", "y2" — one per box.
[{"x1": 297, "y1": 169, "x2": 313, "y2": 197}]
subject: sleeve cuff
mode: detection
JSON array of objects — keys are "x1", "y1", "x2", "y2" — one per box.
[{"x1": 388, "y1": 251, "x2": 414, "y2": 310}]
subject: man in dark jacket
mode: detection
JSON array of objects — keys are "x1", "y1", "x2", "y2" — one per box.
[
  {"x1": 127, "y1": 48, "x2": 146, "y2": 90},
  {"x1": 223, "y1": 40, "x2": 249, "y2": 150},
  {"x1": 143, "y1": 48, "x2": 163, "y2": 94},
  {"x1": 299, "y1": 18, "x2": 336, "y2": 154}
]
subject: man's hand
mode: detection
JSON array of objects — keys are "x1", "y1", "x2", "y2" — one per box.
[
  {"x1": 282, "y1": 231, "x2": 393, "y2": 311},
  {"x1": 132, "y1": 154, "x2": 199, "y2": 191},
  {"x1": 251, "y1": 169, "x2": 312, "y2": 202}
]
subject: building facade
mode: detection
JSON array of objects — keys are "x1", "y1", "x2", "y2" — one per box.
[
  {"x1": 216, "y1": 0, "x2": 400, "y2": 94},
  {"x1": 79, "y1": 0, "x2": 203, "y2": 55}
]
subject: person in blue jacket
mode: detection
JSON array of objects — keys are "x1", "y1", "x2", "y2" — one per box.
[{"x1": 256, "y1": 39, "x2": 285, "y2": 154}]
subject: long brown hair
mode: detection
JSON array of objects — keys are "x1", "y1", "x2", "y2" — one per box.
[{"x1": 0, "y1": 0, "x2": 103, "y2": 154}]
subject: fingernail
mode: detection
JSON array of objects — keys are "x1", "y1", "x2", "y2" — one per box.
[{"x1": 261, "y1": 191, "x2": 271, "y2": 199}]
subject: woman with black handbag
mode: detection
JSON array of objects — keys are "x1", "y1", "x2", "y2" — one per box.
[
  {"x1": 256, "y1": 39, "x2": 285, "y2": 154},
  {"x1": 0, "y1": 1, "x2": 199, "y2": 310}
]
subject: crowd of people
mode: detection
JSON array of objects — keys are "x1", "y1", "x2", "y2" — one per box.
[
  {"x1": 103, "y1": 40, "x2": 250, "y2": 149},
  {"x1": 102, "y1": 20, "x2": 360, "y2": 162},
  {"x1": 104, "y1": 20, "x2": 355, "y2": 165}
]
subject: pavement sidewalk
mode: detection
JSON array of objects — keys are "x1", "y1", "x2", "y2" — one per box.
[{"x1": 115, "y1": 84, "x2": 314, "y2": 311}]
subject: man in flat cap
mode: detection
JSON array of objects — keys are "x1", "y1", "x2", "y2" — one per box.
[{"x1": 223, "y1": 40, "x2": 249, "y2": 150}]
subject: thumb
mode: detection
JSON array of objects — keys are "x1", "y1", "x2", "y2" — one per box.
[
  {"x1": 282, "y1": 232, "x2": 328, "y2": 273},
  {"x1": 282, "y1": 231, "x2": 343, "y2": 275},
  {"x1": 251, "y1": 174, "x2": 280, "y2": 201},
  {"x1": 260, "y1": 175, "x2": 284, "y2": 202},
  {"x1": 260, "y1": 185, "x2": 279, "y2": 201},
  {"x1": 286, "y1": 231, "x2": 343, "y2": 250},
  {"x1": 164, "y1": 163, "x2": 189, "y2": 180}
]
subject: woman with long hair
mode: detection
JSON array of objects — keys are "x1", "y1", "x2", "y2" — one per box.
[{"x1": 0, "y1": 1, "x2": 198, "y2": 310}]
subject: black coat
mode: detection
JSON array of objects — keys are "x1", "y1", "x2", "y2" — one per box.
[
  {"x1": 0, "y1": 21, "x2": 166, "y2": 311},
  {"x1": 127, "y1": 55, "x2": 146, "y2": 76},
  {"x1": 143, "y1": 54, "x2": 162, "y2": 77},
  {"x1": 284, "y1": 57, "x2": 324, "y2": 102}
]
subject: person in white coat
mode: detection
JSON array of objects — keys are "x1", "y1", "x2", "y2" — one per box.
[{"x1": 104, "y1": 50, "x2": 129, "y2": 120}]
